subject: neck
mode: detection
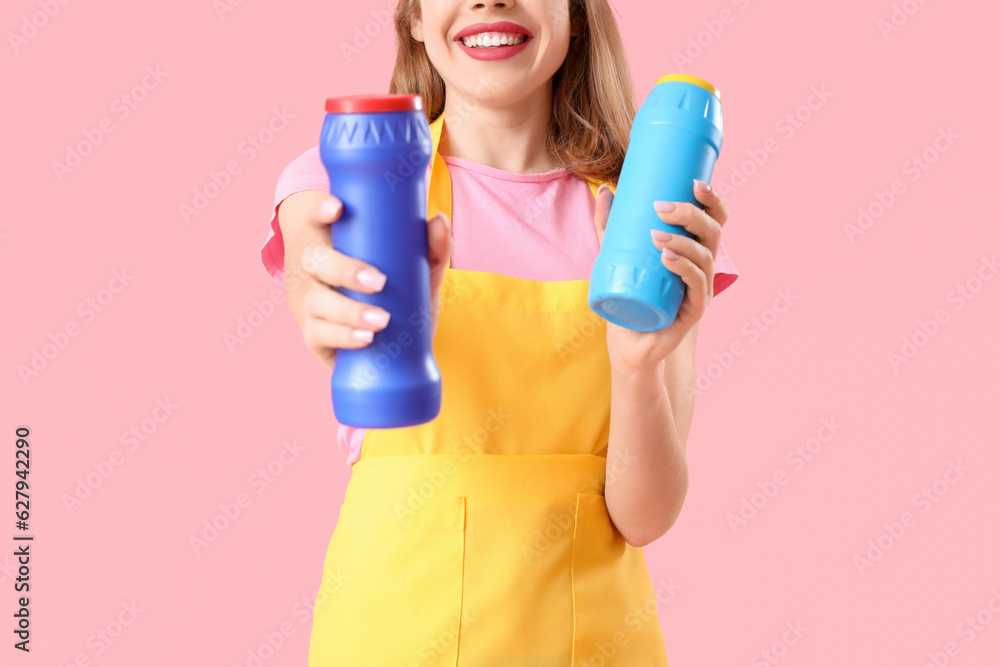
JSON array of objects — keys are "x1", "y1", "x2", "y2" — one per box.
[{"x1": 438, "y1": 82, "x2": 561, "y2": 174}]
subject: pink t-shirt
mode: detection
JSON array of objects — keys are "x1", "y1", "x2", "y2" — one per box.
[{"x1": 261, "y1": 146, "x2": 739, "y2": 466}]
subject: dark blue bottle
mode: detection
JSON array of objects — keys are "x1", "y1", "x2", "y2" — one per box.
[{"x1": 320, "y1": 94, "x2": 441, "y2": 428}]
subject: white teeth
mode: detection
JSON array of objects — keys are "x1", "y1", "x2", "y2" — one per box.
[{"x1": 460, "y1": 31, "x2": 527, "y2": 48}]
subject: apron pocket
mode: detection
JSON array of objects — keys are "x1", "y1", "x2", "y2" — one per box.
[
  {"x1": 309, "y1": 494, "x2": 466, "y2": 667},
  {"x1": 570, "y1": 493, "x2": 669, "y2": 667}
]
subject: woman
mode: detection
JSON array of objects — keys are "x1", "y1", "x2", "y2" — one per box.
[{"x1": 260, "y1": 1, "x2": 739, "y2": 663}]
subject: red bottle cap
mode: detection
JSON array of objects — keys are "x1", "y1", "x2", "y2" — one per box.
[{"x1": 324, "y1": 94, "x2": 424, "y2": 114}]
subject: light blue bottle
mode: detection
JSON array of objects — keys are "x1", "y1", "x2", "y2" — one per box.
[{"x1": 589, "y1": 74, "x2": 724, "y2": 331}]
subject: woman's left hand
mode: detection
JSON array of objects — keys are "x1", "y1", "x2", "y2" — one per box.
[{"x1": 593, "y1": 179, "x2": 731, "y2": 372}]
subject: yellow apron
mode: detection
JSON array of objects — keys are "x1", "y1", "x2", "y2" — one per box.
[{"x1": 309, "y1": 114, "x2": 671, "y2": 666}]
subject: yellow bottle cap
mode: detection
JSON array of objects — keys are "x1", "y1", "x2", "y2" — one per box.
[{"x1": 655, "y1": 74, "x2": 722, "y2": 101}]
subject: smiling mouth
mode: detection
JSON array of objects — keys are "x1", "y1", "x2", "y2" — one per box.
[{"x1": 457, "y1": 32, "x2": 532, "y2": 48}]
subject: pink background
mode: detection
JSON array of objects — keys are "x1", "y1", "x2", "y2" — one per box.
[{"x1": 4, "y1": 0, "x2": 999, "y2": 665}]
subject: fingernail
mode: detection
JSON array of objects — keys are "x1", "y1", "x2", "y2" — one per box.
[
  {"x1": 597, "y1": 184, "x2": 611, "y2": 198},
  {"x1": 362, "y1": 308, "x2": 390, "y2": 327},
  {"x1": 651, "y1": 229, "x2": 672, "y2": 243},
  {"x1": 654, "y1": 201, "x2": 677, "y2": 214},
  {"x1": 357, "y1": 268, "x2": 386, "y2": 291},
  {"x1": 662, "y1": 247, "x2": 679, "y2": 260},
  {"x1": 321, "y1": 199, "x2": 342, "y2": 218},
  {"x1": 351, "y1": 328, "x2": 374, "y2": 342},
  {"x1": 694, "y1": 179, "x2": 711, "y2": 193}
]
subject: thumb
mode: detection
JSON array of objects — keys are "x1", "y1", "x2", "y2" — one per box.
[
  {"x1": 594, "y1": 185, "x2": 613, "y2": 245},
  {"x1": 427, "y1": 212, "x2": 452, "y2": 280}
]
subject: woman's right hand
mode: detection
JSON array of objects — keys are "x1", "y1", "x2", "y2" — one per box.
[{"x1": 298, "y1": 194, "x2": 452, "y2": 370}]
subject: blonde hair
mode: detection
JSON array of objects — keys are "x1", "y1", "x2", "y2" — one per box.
[{"x1": 388, "y1": 0, "x2": 635, "y2": 187}]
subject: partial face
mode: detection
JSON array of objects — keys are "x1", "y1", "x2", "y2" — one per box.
[{"x1": 411, "y1": 0, "x2": 583, "y2": 109}]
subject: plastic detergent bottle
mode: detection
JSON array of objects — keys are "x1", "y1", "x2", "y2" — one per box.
[
  {"x1": 589, "y1": 74, "x2": 724, "y2": 331},
  {"x1": 320, "y1": 94, "x2": 441, "y2": 428}
]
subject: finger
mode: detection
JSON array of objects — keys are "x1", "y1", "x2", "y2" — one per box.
[
  {"x1": 309, "y1": 194, "x2": 344, "y2": 231},
  {"x1": 659, "y1": 249, "x2": 712, "y2": 311},
  {"x1": 427, "y1": 212, "x2": 452, "y2": 273},
  {"x1": 304, "y1": 316, "x2": 376, "y2": 353},
  {"x1": 594, "y1": 185, "x2": 614, "y2": 244},
  {"x1": 304, "y1": 279, "x2": 391, "y2": 334},
  {"x1": 692, "y1": 180, "x2": 729, "y2": 227},
  {"x1": 302, "y1": 320, "x2": 339, "y2": 368},
  {"x1": 652, "y1": 201, "x2": 722, "y2": 259},
  {"x1": 300, "y1": 244, "x2": 387, "y2": 294},
  {"x1": 651, "y1": 230, "x2": 714, "y2": 279}
]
